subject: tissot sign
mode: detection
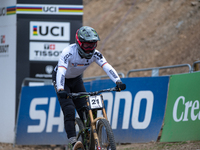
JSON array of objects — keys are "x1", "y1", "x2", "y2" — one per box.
[
  {"x1": 29, "y1": 42, "x2": 69, "y2": 61},
  {"x1": 29, "y1": 21, "x2": 70, "y2": 41}
]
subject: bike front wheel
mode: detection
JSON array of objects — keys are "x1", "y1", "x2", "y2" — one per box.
[
  {"x1": 75, "y1": 118, "x2": 84, "y2": 144},
  {"x1": 97, "y1": 119, "x2": 116, "y2": 150}
]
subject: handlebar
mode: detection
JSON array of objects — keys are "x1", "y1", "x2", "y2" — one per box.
[{"x1": 68, "y1": 87, "x2": 118, "y2": 99}]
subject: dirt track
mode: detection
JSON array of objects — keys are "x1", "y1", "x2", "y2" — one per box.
[{"x1": 1, "y1": 141, "x2": 200, "y2": 150}]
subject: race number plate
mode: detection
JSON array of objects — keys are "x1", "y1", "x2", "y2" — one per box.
[{"x1": 89, "y1": 95, "x2": 103, "y2": 109}]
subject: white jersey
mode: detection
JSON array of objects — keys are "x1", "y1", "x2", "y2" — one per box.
[{"x1": 56, "y1": 43, "x2": 121, "y2": 90}]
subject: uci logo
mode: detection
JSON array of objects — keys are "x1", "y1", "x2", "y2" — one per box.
[
  {"x1": 33, "y1": 26, "x2": 64, "y2": 36},
  {"x1": 43, "y1": 6, "x2": 57, "y2": 12},
  {"x1": 30, "y1": 21, "x2": 70, "y2": 41}
]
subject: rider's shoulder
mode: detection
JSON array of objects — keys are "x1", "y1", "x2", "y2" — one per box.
[
  {"x1": 93, "y1": 49, "x2": 103, "y2": 55},
  {"x1": 93, "y1": 49, "x2": 104, "y2": 60},
  {"x1": 94, "y1": 49, "x2": 100, "y2": 53},
  {"x1": 94, "y1": 49, "x2": 104, "y2": 55},
  {"x1": 62, "y1": 43, "x2": 76, "y2": 54}
]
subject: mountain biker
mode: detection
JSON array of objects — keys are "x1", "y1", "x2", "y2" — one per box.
[{"x1": 52, "y1": 26, "x2": 126, "y2": 150}]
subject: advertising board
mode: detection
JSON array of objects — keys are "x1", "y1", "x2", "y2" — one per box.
[
  {"x1": 16, "y1": 4, "x2": 83, "y2": 15},
  {"x1": 92, "y1": 77, "x2": 169, "y2": 143},
  {"x1": 0, "y1": 0, "x2": 83, "y2": 144},
  {"x1": 29, "y1": 21, "x2": 70, "y2": 41},
  {"x1": 160, "y1": 72, "x2": 200, "y2": 142},
  {"x1": 29, "y1": 42, "x2": 69, "y2": 61},
  {"x1": 16, "y1": 86, "x2": 66, "y2": 145},
  {"x1": 15, "y1": 1, "x2": 83, "y2": 124},
  {"x1": 16, "y1": 77, "x2": 169, "y2": 145},
  {"x1": 0, "y1": 0, "x2": 16, "y2": 143}
]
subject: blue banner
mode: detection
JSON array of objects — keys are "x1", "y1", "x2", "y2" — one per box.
[
  {"x1": 92, "y1": 77, "x2": 169, "y2": 143},
  {"x1": 15, "y1": 86, "x2": 66, "y2": 145},
  {"x1": 15, "y1": 76, "x2": 169, "y2": 145}
]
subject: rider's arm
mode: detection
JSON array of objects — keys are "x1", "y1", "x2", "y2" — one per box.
[
  {"x1": 56, "y1": 47, "x2": 71, "y2": 91},
  {"x1": 102, "y1": 62, "x2": 121, "y2": 83},
  {"x1": 94, "y1": 50, "x2": 121, "y2": 83},
  {"x1": 56, "y1": 66, "x2": 67, "y2": 91}
]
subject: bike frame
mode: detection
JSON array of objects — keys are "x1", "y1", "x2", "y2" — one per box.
[
  {"x1": 70, "y1": 87, "x2": 118, "y2": 149},
  {"x1": 86, "y1": 94, "x2": 108, "y2": 149}
]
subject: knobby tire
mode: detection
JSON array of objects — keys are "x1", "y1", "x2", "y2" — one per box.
[
  {"x1": 97, "y1": 119, "x2": 116, "y2": 150},
  {"x1": 75, "y1": 117, "x2": 84, "y2": 141}
]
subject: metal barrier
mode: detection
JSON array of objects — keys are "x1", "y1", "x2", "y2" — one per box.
[
  {"x1": 21, "y1": 72, "x2": 125, "y2": 87},
  {"x1": 126, "y1": 64, "x2": 192, "y2": 77},
  {"x1": 192, "y1": 61, "x2": 200, "y2": 72},
  {"x1": 82, "y1": 72, "x2": 125, "y2": 81},
  {"x1": 22, "y1": 62, "x2": 196, "y2": 86},
  {"x1": 22, "y1": 77, "x2": 52, "y2": 86}
]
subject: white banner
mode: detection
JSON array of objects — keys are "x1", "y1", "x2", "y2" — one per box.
[
  {"x1": 30, "y1": 21, "x2": 70, "y2": 41},
  {"x1": 29, "y1": 42, "x2": 69, "y2": 61},
  {"x1": 16, "y1": 4, "x2": 83, "y2": 15},
  {"x1": 0, "y1": 0, "x2": 16, "y2": 143}
]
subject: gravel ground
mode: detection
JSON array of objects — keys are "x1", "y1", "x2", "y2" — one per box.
[{"x1": 1, "y1": 141, "x2": 200, "y2": 150}]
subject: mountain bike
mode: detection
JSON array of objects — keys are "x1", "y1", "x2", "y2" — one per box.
[{"x1": 68, "y1": 87, "x2": 121, "y2": 150}]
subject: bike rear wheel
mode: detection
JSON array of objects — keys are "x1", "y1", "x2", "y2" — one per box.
[
  {"x1": 75, "y1": 117, "x2": 95, "y2": 150},
  {"x1": 97, "y1": 119, "x2": 116, "y2": 150}
]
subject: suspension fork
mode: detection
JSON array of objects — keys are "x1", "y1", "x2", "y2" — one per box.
[
  {"x1": 100, "y1": 94, "x2": 108, "y2": 120},
  {"x1": 86, "y1": 94, "x2": 108, "y2": 149},
  {"x1": 87, "y1": 105, "x2": 100, "y2": 148}
]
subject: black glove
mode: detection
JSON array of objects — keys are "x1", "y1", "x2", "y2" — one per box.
[
  {"x1": 57, "y1": 90, "x2": 68, "y2": 98},
  {"x1": 116, "y1": 81, "x2": 126, "y2": 91}
]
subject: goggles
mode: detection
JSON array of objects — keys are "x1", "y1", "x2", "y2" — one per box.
[{"x1": 81, "y1": 42, "x2": 97, "y2": 53}]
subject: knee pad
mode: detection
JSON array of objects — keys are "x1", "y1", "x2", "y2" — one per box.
[{"x1": 61, "y1": 103, "x2": 75, "y2": 121}]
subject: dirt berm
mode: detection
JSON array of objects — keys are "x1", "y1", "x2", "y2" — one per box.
[{"x1": 83, "y1": 0, "x2": 200, "y2": 78}]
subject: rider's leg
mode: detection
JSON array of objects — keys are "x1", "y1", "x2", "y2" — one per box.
[
  {"x1": 53, "y1": 69, "x2": 77, "y2": 139},
  {"x1": 54, "y1": 74, "x2": 85, "y2": 148},
  {"x1": 71, "y1": 75, "x2": 88, "y2": 123},
  {"x1": 59, "y1": 95, "x2": 84, "y2": 149},
  {"x1": 58, "y1": 87, "x2": 76, "y2": 139}
]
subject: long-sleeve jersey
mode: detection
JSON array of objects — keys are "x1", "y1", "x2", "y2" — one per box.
[{"x1": 56, "y1": 43, "x2": 121, "y2": 90}]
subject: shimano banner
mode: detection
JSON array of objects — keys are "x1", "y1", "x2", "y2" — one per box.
[
  {"x1": 16, "y1": 86, "x2": 66, "y2": 145},
  {"x1": 15, "y1": 77, "x2": 169, "y2": 145},
  {"x1": 91, "y1": 77, "x2": 169, "y2": 143}
]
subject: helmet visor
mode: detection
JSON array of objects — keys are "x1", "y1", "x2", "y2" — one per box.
[{"x1": 81, "y1": 42, "x2": 97, "y2": 53}]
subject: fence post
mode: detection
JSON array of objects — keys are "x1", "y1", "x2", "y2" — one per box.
[{"x1": 194, "y1": 62, "x2": 199, "y2": 71}]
